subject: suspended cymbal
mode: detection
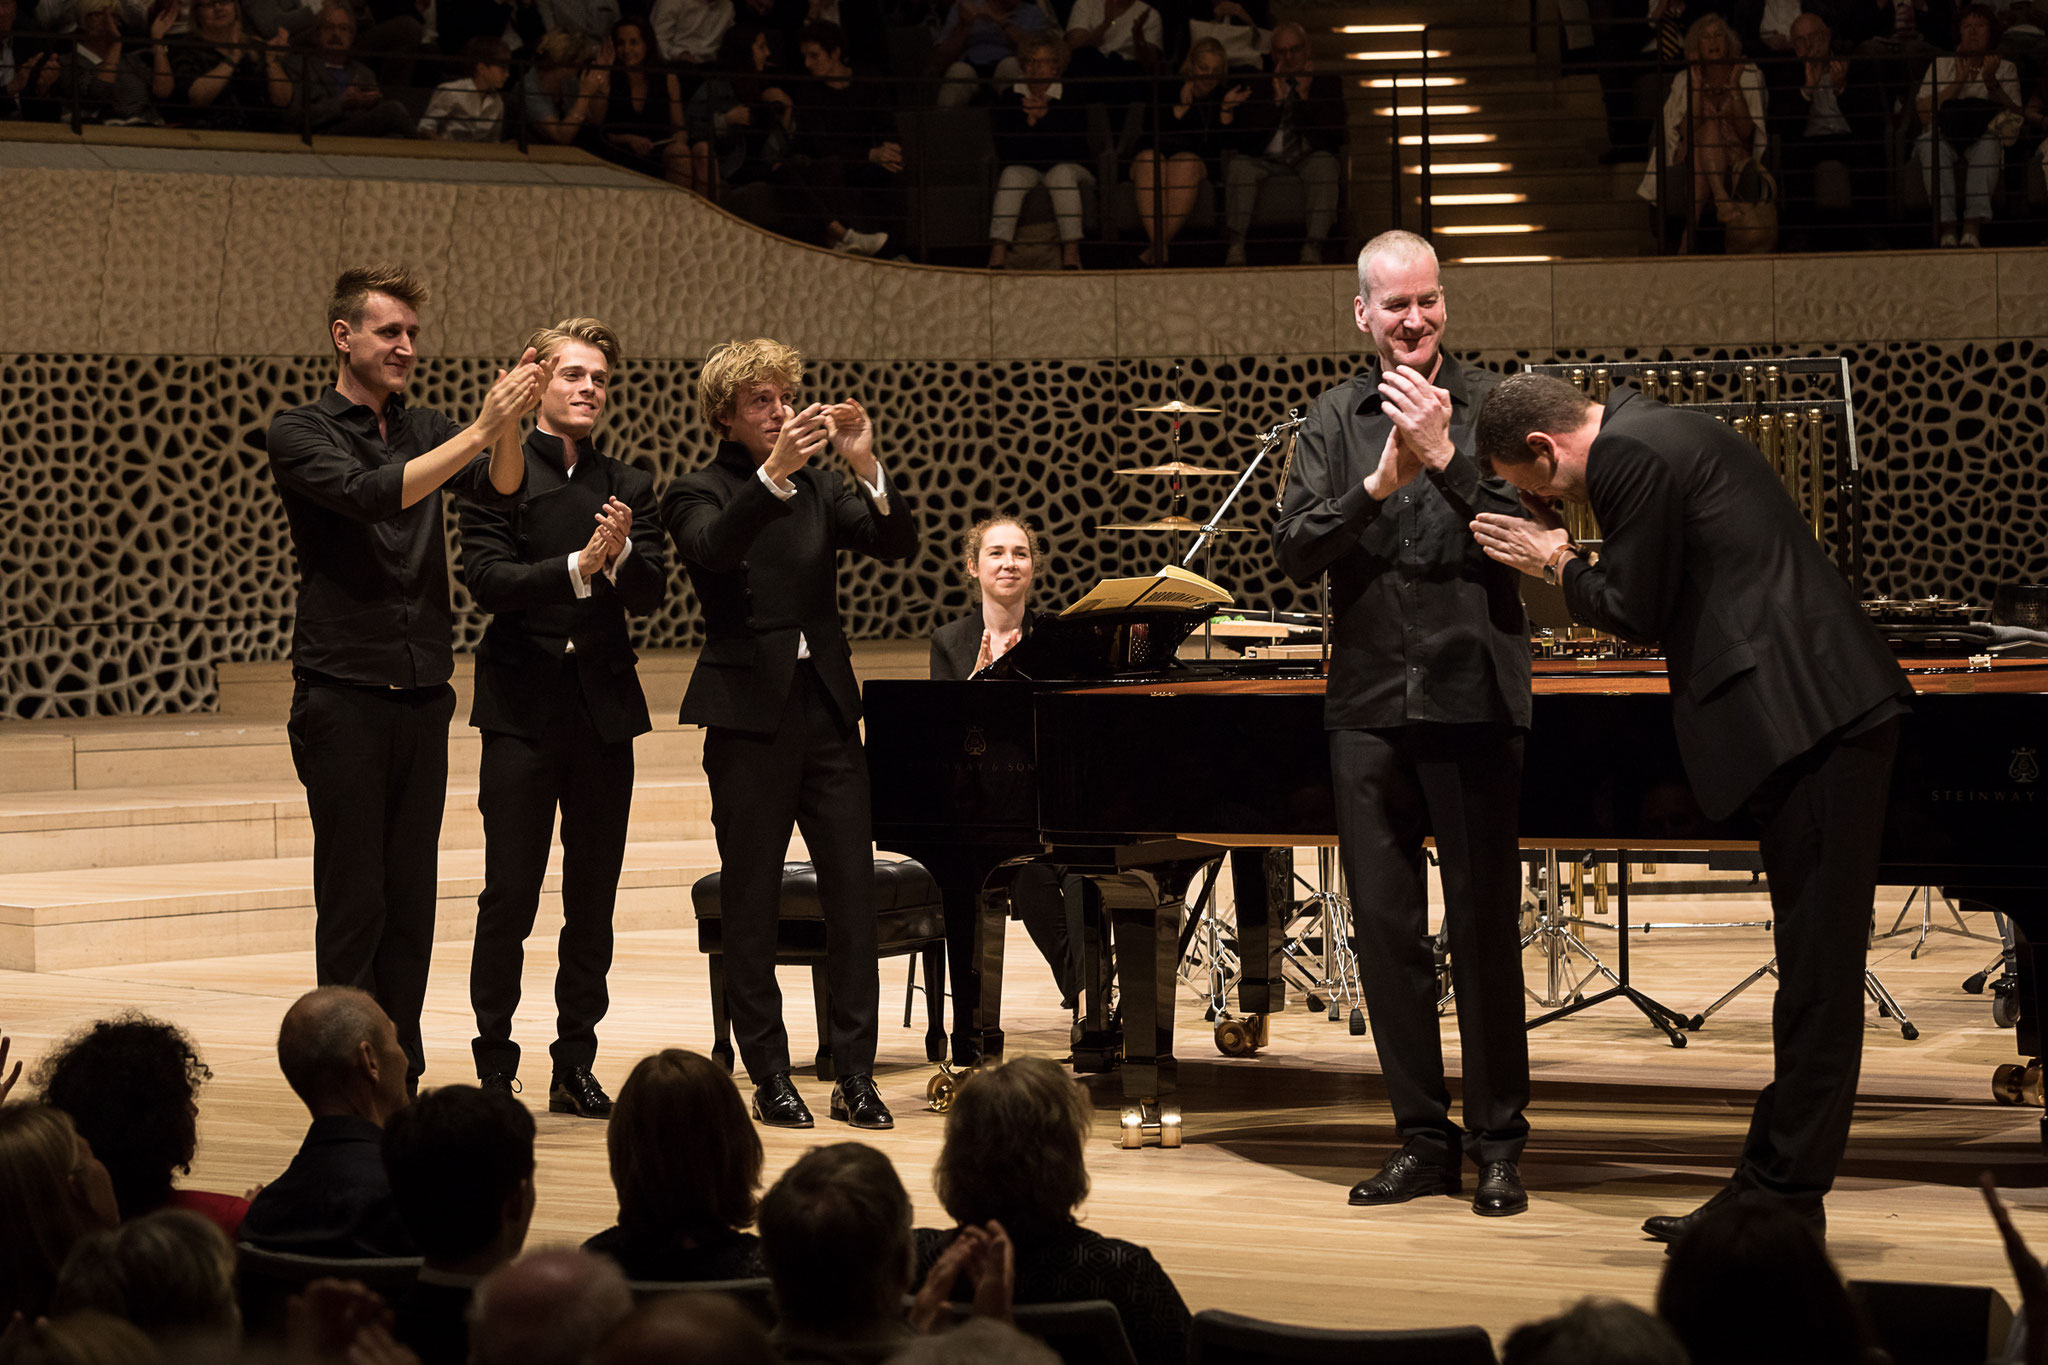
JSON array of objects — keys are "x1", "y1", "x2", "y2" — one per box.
[
  {"x1": 1115, "y1": 460, "x2": 1233, "y2": 477},
  {"x1": 1097, "y1": 515, "x2": 1254, "y2": 534},
  {"x1": 1130, "y1": 400, "x2": 1222, "y2": 416}
]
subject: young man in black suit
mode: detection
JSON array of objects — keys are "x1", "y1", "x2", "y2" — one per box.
[
  {"x1": 458, "y1": 317, "x2": 667, "y2": 1118},
  {"x1": 660, "y1": 338, "x2": 919, "y2": 1131},
  {"x1": 1471, "y1": 372, "x2": 1914, "y2": 1244}
]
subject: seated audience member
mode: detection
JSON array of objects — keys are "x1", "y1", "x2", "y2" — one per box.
[
  {"x1": 432, "y1": 0, "x2": 536, "y2": 55},
  {"x1": 651, "y1": 0, "x2": 729, "y2": 66},
  {"x1": 1771, "y1": 12, "x2": 1887, "y2": 249},
  {"x1": 892, "y1": 1319, "x2": 1059, "y2": 1365},
  {"x1": 244, "y1": 0, "x2": 325, "y2": 40},
  {"x1": 1913, "y1": 3, "x2": 2021, "y2": 246},
  {"x1": 1636, "y1": 12, "x2": 1767, "y2": 252},
  {"x1": 0, "y1": 1312, "x2": 160, "y2": 1365},
  {"x1": 468, "y1": 1249, "x2": 635, "y2": 1365},
  {"x1": 34, "y1": 1014, "x2": 249, "y2": 1237},
  {"x1": 1223, "y1": 19, "x2": 1343, "y2": 265},
  {"x1": 1501, "y1": 1298, "x2": 1689, "y2": 1365},
  {"x1": 930, "y1": 0, "x2": 1050, "y2": 107},
  {"x1": 51, "y1": 1210, "x2": 242, "y2": 1355},
  {"x1": 1183, "y1": 0, "x2": 1270, "y2": 69},
  {"x1": 785, "y1": 19, "x2": 898, "y2": 254},
  {"x1": 757, "y1": 1143, "x2": 921, "y2": 1362},
  {"x1": 988, "y1": 35, "x2": 1094, "y2": 270},
  {"x1": 416, "y1": 35, "x2": 510, "y2": 139},
  {"x1": 381, "y1": 1085, "x2": 536, "y2": 1365},
  {"x1": 597, "y1": 1294, "x2": 776, "y2": 1365},
  {"x1": 239, "y1": 986, "x2": 417, "y2": 1258},
  {"x1": 1857, "y1": 0, "x2": 1957, "y2": 91},
  {"x1": 288, "y1": 1, "x2": 412, "y2": 135},
  {"x1": 0, "y1": 1104, "x2": 120, "y2": 1320},
  {"x1": 4, "y1": 0, "x2": 65, "y2": 122},
  {"x1": 682, "y1": 24, "x2": 791, "y2": 197},
  {"x1": 523, "y1": 28, "x2": 612, "y2": 148},
  {"x1": 165, "y1": 0, "x2": 292, "y2": 129},
  {"x1": 582, "y1": 1049, "x2": 766, "y2": 1282},
  {"x1": 1061, "y1": 0, "x2": 1159, "y2": 105},
  {"x1": 1656, "y1": 1192, "x2": 1875, "y2": 1365},
  {"x1": 51, "y1": 0, "x2": 168, "y2": 123},
  {"x1": 1130, "y1": 35, "x2": 1241, "y2": 264},
  {"x1": 543, "y1": 0, "x2": 619, "y2": 41},
  {"x1": 594, "y1": 15, "x2": 689, "y2": 182},
  {"x1": 917, "y1": 1057, "x2": 1190, "y2": 1365}
]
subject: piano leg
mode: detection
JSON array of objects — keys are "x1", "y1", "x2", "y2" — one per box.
[
  {"x1": 1096, "y1": 860, "x2": 1209, "y2": 1150},
  {"x1": 1072, "y1": 882, "x2": 1119, "y2": 1074},
  {"x1": 1952, "y1": 890, "x2": 2048, "y2": 1151},
  {"x1": 925, "y1": 849, "x2": 1020, "y2": 1067}
]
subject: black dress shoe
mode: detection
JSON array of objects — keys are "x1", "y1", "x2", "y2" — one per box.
[
  {"x1": 1472, "y1": 1160, "x2": 1529, "y2": 1217},
  {"x1": 829, "y1": 1073, "x2": 894, "y2": 1130},
  {"x1": 752, "y1": 1073, "x2": 815, "y2": 1128},
  {"x1": 1643, "y1": 1186, "x2": 1825, "y2": 1246},
  {"x1": 478, "y1": 1071, "x2": 520, "y2": 1095},
  {"x1": 549, "y1": 1067, "x2": 613, "y2": 1118},
  {"x1": 1348, "y1": 1150, "x2": 1461, "y2": 1206}
]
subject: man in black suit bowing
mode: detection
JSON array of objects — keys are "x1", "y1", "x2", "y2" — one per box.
[
  {"x1": 459, "y1": 317, "x2": 667, "y2": 1118},
  {"x1": 660, "y1": 338, "x2": 919, "y2": 1130},
  {"x1": 1472, "y1": 373, "x2": 1914, "y2": 1243}
]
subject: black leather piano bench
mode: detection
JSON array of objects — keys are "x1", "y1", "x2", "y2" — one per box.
[{"x1": 690, "y1": 859, "x2": 947, "y2": 1082}]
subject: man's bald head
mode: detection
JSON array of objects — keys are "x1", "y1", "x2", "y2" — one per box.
[
  {"x1": 1790, "y1": 11, "x2": 1832, "y2": 56},
  {"x1": 472, "y1": 1249, "x2": 634, "y2": 1365},
  {"x1": 597, "y1": 1294, "x2": 774, "y2": 1365},
  {"x1": 276, "y1": 986, "x2": 406, "y2": 1120}
]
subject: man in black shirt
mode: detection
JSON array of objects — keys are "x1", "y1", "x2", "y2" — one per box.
[
  {"x1": 268, "y1": 264, "x2": 543, "y2": 1085},
  {"x1": 782, "y1": 20, "x2": 901, "y2": 255},
  {"x1": 1273, "y1": 229, "x2": 1533, "y2": 1218}
]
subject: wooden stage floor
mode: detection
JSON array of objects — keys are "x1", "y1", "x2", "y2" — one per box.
[{"x1": 2, "y1": 888, "x2": 2040, "y2": 1343}]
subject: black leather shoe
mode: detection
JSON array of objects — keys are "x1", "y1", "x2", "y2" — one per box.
[
  {"x1": 752, "y1": 1073, "x2": 815, "y2": 1128},
  {"x1": 478, "y1": 1071, "x2": 520, "y2": 1095},
  {"x1": 829, "y1": 1073, "x2": 894, "y2": 1129},
  {"x1": 1348, "y1": 1150, "x2": 1461, "y2": 1206},
  {"x1": 1472, "y1": 1160, "x2": 1529, "y2": 1217},
  {"x1": 1643, "y1": 1187, "x2": 1825, "y2": 1246},
  {"x1": 548, "y1": 1067, "x2": 613, "y2": 1118}
]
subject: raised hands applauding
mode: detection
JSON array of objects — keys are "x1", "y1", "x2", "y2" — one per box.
[{"x1": 577, "y1": 496, "x2": 636, "y2": 579}]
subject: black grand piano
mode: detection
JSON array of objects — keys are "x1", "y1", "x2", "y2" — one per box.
[{"x1": 866, "y1": 608, "x2": 2048, "y2": 1147}]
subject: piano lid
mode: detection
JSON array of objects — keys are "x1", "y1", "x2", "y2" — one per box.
[{"x1": 981, "y1": 605, "x2": 1225, "y2": 682}]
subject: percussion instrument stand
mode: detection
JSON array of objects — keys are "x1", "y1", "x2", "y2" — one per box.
[
  {"x1": 1279, "y1": 848, "x2": 1366, "y2": 1033},
  {"x1": 1689, "y1": 950, "x2": 1919, "y2": 1041},
  {"x1": 1877, "y1": 885, "x2": 1997, "y2": 958},
  {"x1": 1182, "y1": 413, "x2": 1302, "y2": 659},
  {"x1": 1174, "y1": 859, "x2": 1241, "y2": 1018},
  {"x1": 1526, "y1": 854, "x2": 1692, "y2": 1047}
]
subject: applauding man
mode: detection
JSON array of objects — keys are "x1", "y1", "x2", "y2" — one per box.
[
  {"x1": 661, "y1": 339, "x2": 919, "y2": 1131},
  {"x1": 459, "y1": 318, "x2": 667, "y2": 1118}
]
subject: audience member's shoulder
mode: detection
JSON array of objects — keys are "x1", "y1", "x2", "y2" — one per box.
[{"x1": 164, "y1": 1188, "x2": 251, "y2": 1241}]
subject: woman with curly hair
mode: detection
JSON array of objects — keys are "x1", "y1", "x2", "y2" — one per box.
[
  {"x1": 34, "y1": 1014, "x2": 250, "y2": 1236},
  {"x1": 0, "y1": 1103, "x2": 120, "y2": 1319},
  {"x1": 916, "y1": 1057, "x2": 1190, "y2": 1365}
]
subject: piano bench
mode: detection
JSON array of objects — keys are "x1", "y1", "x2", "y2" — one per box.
[{"x1": 690, "y1": 859, "x2": 947, "y2": 1082}]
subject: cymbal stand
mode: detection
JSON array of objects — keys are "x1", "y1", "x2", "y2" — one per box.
[
  {"x1": 1688, "y1": 934, "x2": 1919, "y2": 1041},
  {"x1": 1526, "y1": 854, "x2": 1692, "y2": 1047},
  {"x1": 1520, "y1": 850, "x2": 1610, "y2": 1008},
  {"x1": 1174, "y1": 859, "x2": 1241, "y2": 1017},
  {"x1": 1181, "y1": 413, "x2": 1303, "y2": 659},
  {"x1": 1279, "y1": 848, "x2": 1367, "y2": 1034},
  {"x1": 1876, "y1": 885, "x2": 1997, "y2": 958}
]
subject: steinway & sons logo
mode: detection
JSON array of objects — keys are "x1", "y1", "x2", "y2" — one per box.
[
  {"x1": 2016, "y1": 747, "x2": 2041, "y2": 785},
  {"x1": 964, "y1": 726, "x2": 987, "y2": 757},
  {"x1": 1930, "y1": 746, "x2": 2040, "y2": 802}
]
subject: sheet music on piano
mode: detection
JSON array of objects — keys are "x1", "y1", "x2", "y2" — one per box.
[{"x1": 1058, "y1": 565, "x2": 1232, "y2": 618}]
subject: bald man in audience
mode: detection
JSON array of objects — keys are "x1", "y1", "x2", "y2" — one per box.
[
  {"x1": 597, "y1": 1295, "x2": 775, "y2": 1365},
  {"x1": 470, "y1": 1249, "x2": 634, "y2": 1365},
  {"x1": 241, "y1": 986, "x2": 416, "y2": 1257}
]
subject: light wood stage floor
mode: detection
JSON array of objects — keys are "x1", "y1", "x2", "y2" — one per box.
[{"x1": 2, "y1": 887, "x2": 2040, "y2": 1345}]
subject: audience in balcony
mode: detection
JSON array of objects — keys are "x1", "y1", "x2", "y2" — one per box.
[
  {"x1": 290, "y1": 0, "x2": 413, "y2": 135},
  {"x1": 593, "y1": 13, "x2": 688, "y2": 181},
  {"x1": 1640, "y1": 11, "x2": 1768, "y2": 251},
  {"x1": 682, "y1": 24, "x2": 790, "y2": 196},
  {"x1": 240, "y1": 985, "x2": 418, "y2": 1259},
  {"x1": 650, "y1": 0, "x2": 729, "y2": 65},
  {"x1": 0, "y1": 1103, "x2": 120, "y2": 1320},
  {"x1": 785, "y1": 18, "x2": 899, "y2": 253},
  {"x1": 1061, "y1": 0, "x2": 1159, "y2": 105},
  {"x1": 470, "y1": 1249, "x2": 636, "y2": 1365},
  {"x1": 1913, "y1": 2, "x2": 2021, "y2": 244},
  {"x1": 930, "y1": 0, "x2": 1050, "y2": 107},
  {"x1": 3, "y1": 0, "x2": 58, "y2": 120},
  {"x1": 1772, "y1": 11, "x2": 1889, "y2": 248},
  {"x1": 582, "y1": 1048, "x2": 769, "y2": 1282},
  {"x1": 417, "y1": 33, "x2": 510, "y2": 138},
  {"x1": 166, "y1": 0, "x2": 291, "y2": 128},
  {"x1": 1223, "y1": 19, "x2": 1343, "y2": 265},
  {"x1": 433, "y1": 0, "x2": 540, "y2": 56},
  {"x1": 542, "y1": 0, "x2": 618, "y2": 42},
  {"x1": 522, "y1": 27, "x2": 612, "y2": 148},
  {"x1": 1131, "y1": 34, "x2": 1240, "y2": 263},
  {"x1": 50, "y1": 1209, "x2": 243, "y2": 1356},
  {"x1": 33, "y1": 1014, "x2": 249, "y2": 1237},
  {"x1": 50, "y1": 0, "x2": 166, "y2": 122},
  {"x1": 988, "y1": 34, "x2": 1093, "y2": 269},
  {"x1": 1852, "y1": 0, "x2": 1956, "y2": 93},
  {"x1": 1182, "y1": 0, "x2": 1268, "y2": 71}
]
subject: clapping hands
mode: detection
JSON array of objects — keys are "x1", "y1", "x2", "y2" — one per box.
[
  {"x1": 909, "y1": 1221, "x2": 1016, "y2": 1331},
  {"x1": 577, "y1": 496, "x2": 634, "y2": 579},
  {"x1": 479, "y1": 346, "x2": 550, "y2": 436}
]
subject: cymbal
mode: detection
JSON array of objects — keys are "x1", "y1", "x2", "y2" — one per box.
[
  {"x1": 1115, "y1": 460, "x2": 1233, "y2": 477},
  {"x1": 1097, "y1": 515, "x2": 1255, "y2": 534},
  {"x1": 1131, "y1": 400, "x2": 1222, "y2": 416}
]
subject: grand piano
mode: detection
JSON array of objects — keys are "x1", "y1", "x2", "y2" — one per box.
[{"x1": 866, "y1": 611, "x2": 2048, "y2": 1147}]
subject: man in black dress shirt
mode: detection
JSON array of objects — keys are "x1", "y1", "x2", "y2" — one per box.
[
  {"x1": 660, "y1": 338, "x2": 918, "y2": 1131},
  {"x1": 1471, "y1": 373, "x2": 1913, "y2": 1243},
  {"x1": 267, "y1": 265, "x2": 543, "y2": 1086},
  {"x1": 1273, "y1": 229, "x2": 1533, "y2": 1218},
  {"x1": 459, "y1": 318, "x2": 667, "y2": 1118}
]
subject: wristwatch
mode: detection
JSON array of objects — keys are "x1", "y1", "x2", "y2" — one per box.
[{"x1": 1541, "y1": 542, "x2": 1579, "y2": 587}]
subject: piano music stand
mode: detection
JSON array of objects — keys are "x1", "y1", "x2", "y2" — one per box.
[{"x1": 1525, "y1": 855, "x2": 1693, "y2": 1047}]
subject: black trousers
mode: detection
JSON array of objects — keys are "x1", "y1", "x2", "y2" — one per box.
[
  {"x1": 1735, "y1": 714, "x2": 1901, "y2": 1202},
  {"x1": 702, "y1": 661, "x2": 880, "y2": 1083},
  {"x1": 1009, "y1": 862, "x2": 1082, "y2": 1010},
  {"x1": 468, "y1": 682, "x2": 634, "y2": 1078},
  {"x1": 287, "y1": 678, "x2": 456, "y2": 1081},
  {"x1": 1332, "y1": 722, "x2": 1530, "y2": 1167}
]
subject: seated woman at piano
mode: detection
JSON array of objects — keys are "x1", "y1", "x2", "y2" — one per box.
[{"x1": 931, "y1": 515, "x2": 1042, "y2": 679}]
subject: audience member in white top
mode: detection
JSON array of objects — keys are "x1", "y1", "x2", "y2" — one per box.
[
  {"x1": 1063, "y1": 0, "x2": 1156, "y2": 102},
  {"x1": 1636, "y1": 13, "x2": 1767, "y2": 249},
  {"x1": 417, "y1": 34, "x2": 510, "y2": 139},
  {"x1": 650, "y1": 0, "x2": 728, "y2": 65},
  {"x1": 1913, "y1": 3, "x2": 2020, "y2": 245}
]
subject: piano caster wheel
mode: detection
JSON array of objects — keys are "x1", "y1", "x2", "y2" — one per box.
[
  {"x1": 1995, "y1": 1063, "x2": 2027, "y2": 1105},
  {"x1": 1349, "y1": 1007, "x2": 1366, "y2": 1037},
  {"x1": 1118, "y1": 1100, "x2": 1182, "y2": 1151},
  {"x1": 1994, "y1": 988, "x2": 2020, "y2": 1030},
  {"x1": 1214, "y1": 1013, "x2": 1271, "y2": 1058},
  {"x1": 925, "y1": 1061, "x2": 977, "y2": 1114}
]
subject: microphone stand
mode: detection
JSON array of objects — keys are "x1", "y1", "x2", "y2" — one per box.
[{"x1": 1182, "y1": 412, "x2": 1303, "y2": 660}]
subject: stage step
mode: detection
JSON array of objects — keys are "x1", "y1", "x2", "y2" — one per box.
[{"x1": 0, "y1": 837, "x2": 744, "y2": 973}]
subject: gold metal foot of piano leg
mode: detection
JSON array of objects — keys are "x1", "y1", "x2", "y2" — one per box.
[
  {"x1": 1117, "y1": 1100, "x2": 1183, "y2": 1150},
  {"x1": 1994, "y1": 1063, "x2": 2025, "y2": 1106},
  {"x1": 925, "y1": 1060, "x2": 978, "y2": 1114}
]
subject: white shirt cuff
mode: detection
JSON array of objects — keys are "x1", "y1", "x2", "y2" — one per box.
[
  {"x1": 604, "y1": 536, "x2": 632, "y2": 583},
  {"x1": 567, "y1": 552, "x2": 592, "y2": 599},
  {"x1": 757, "y1": 463, "x2": 797, "y2": 500},
  {"x1": 860, "y1": 461, "x2": 889, "y2": 515}
]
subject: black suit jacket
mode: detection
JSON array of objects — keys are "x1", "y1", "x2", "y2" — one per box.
[
  {"x1": 458, "y1": 429, "x2": 667, "y2": 746},
  {"x1": 240, "y1": 1115, "x2": 416, "y2": 1258},
  {"x1": 1232, "y1": 70, "x2": 1348, "y2": 158},
  {"x1": 1767, "y1": 58, "x2": 1886, "y2": 146},
  {"x1": 929, "y1": 609, "x2": 1041, "y2": 680},
  {"x1": 660, "y1": 443, "x2": 918, "y2": 734},
  {"x1": 1561, "y1": 388, "x2": 1912, "y2": 819}
]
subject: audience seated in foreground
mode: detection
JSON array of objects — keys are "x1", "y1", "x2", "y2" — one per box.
[
  {"x1": 0, "y1": 1103, "x2": 120, "y2": 1320},
  {"x1": 0, "y1": 1310, "x2": 160, "y2": 1365},
  {"x1": 757, "y1": 1142, "x2": 923, "y2": 1363},
  {"x1": 469, "y1": 1247, "x2": 635, "y2": 1365},
  {"x1": 583, "y1": 1049, "x2": 767, "y2": 1283},
  {"x1": 34, "y1": 1013, "x2": 249, "y2": 1237},
  {"x1": 1656, "y1": 1191, "x2": 1878, "y2": 1365},
  {"x1": 916, "y1": 1055, "x2": 1191, "y2": 1365},
  {"x1": 1501, "y1": 1297, "x2": 1689, "y2": 1365},
  {"x1": 597, "y1": 1292, "x2": 777, "y2": 1365},
  {"x1": 50, "y1": 1209, "x2": 242, "y2": 1357},
  {"x1": 892, "y1": 1317, "x2": 1061, "y2": 1365},
  {"x1": 382, "y1": 1083, "x2": 537, "y2": 1365},
  {"x1": 239, "y1": 985, "x2": 417, "y2": 1258}
]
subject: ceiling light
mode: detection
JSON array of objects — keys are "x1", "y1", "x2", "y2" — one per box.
[
  {"x1": 1431, "y1": 193, "x2": 1528, "y2": 205},
  {"x1": 1336, "y1": 23, "x2": 1425, "y2": 32},
  {"x1": 1399, "y1": 132, "x2": 1496, "y2": 145},
  {"x1": 1437, "y1": 223, "x2": 1542, "y2": 234},
  {"x1": 1454, "y1": 255, "x2": 1557, "y2": 263}
]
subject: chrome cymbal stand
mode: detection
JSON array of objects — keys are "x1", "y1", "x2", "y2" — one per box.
[
  {"x1": 1280, "y1": 848, "x2": 1366, "y2": 1034},
  {"x1": 1877, "y1": 885, "x2": 1998, "y2": 958},
  {"x1": 1688, "y1": 947, "x2": 1920, "y2": 1041},
  {"x1": 1520, "y1": 850, "x2": 1611, "y2": 1009},
  {"x1": 1524, "y1": 854, "x2": 1692, "y2": 1046},
  {"x1": 1175, "y1": 860, "x2": 1241, "y2": 1018}
]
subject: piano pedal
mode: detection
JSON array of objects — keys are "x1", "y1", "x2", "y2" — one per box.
[
  {"x1": 924, "y1": 1060, "x2": 980, "y2": 1114},
  {"x1": 1213, "y1": 1013, "x2": 1270, "y2": 1058},
  {"x1": 1118, "y1": 1100, "x2": 1183, "y2": 1150},
  {"x1": 1992, "y1": 1060, "x2": 2043, "y2": 1107}
]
